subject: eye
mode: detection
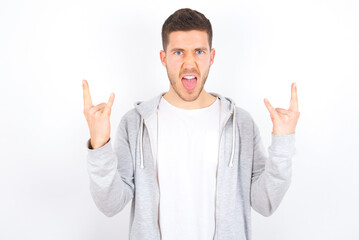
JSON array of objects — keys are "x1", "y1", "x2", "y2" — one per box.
[
  {"x1": 174, "y1": 51, "x2": 183, "y2": 55},
  {"x1": 196, "y1": 50, "x2": 204, "y2": 54}
]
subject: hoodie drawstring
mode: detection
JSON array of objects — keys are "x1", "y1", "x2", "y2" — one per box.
[
  {"x1": 140, "y1": 117, "x2": 144, "y2": 168},
  {"x1": 228, "y1": 106, "x2": 236, "y2": 168}
]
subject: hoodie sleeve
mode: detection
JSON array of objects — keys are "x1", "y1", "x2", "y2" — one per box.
[
  {"x1": 86, "y1": 116, "x2": 134, "y2": 217},
  {"x1": 250, "y1": 121, "x2": 295, "y2": 217}
]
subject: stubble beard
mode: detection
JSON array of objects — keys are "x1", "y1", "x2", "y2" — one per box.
[{"x1": 166, "y1": 67, "x2": 210, "y2": 102}]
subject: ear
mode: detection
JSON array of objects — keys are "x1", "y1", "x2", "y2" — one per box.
[
  {"x1": 160, "y1": 50, "x2": 166, "y2": 67},
  {"x1": 210, "y1": 48, "x2": 215, "y2": 66}
]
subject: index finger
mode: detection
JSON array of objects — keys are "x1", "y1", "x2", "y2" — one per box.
[
  {"x1": 82, "y1": 79, "x2": 94, "y2": 110},
  {"x1": 289, "y1": 82, "x2": 299, "y2": 112},
  {"x1": 264, "y1": 98, "x2": 279, "y2": 118},
  {"x1": 103, "y1": 92, "x2": 115, "y2": 115}
]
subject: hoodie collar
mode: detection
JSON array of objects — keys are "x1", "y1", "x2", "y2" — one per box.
[
  {"x1": 134, "y1": 92, "x2": 237, "y2": 168},
  {"x1": 134, "y1": 92, "x2": 235, "y2": 119}
]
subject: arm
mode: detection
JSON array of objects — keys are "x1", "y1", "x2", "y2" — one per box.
[
  {"x1": 250, "y1": 122, "x2": 295, "y2": 217},
  {"x1": 86, "y1": 116, "x2": 134, "y2": 217},
  {"x1": 251, "y1": 82, "x2": 299, "y2": 216}
]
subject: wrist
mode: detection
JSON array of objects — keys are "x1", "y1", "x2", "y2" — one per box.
[{"x1": 90, "y1": 138, "x2": 110, "y2": 149}]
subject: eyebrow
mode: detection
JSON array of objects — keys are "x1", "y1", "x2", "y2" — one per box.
[{"x1": 170, "y1": 47, "x2": 208, "y2": 52}]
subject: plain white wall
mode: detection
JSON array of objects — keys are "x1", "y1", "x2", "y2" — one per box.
[{"x1": 1, "y1": 0, "x2": 358, "y2": 239}]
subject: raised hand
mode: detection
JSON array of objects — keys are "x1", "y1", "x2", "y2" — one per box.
[
  {"x1": 264, "y1": 83, "x2": 300, "y2": 135},
  {"x1": 83, "y1": 79, "x2": 115, "y2": 149}
]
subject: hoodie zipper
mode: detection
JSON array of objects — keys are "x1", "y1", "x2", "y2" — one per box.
[
  {"x1": 143, "y1": 118, "x2": 162, "y2": 239},
  {"x1": 213, "y1": 110, "x2": 233, "y2": 240}
]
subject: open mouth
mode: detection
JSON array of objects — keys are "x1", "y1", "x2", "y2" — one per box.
[{"x1": 181, "y1": 75, "x2": 197, "y2": 91}]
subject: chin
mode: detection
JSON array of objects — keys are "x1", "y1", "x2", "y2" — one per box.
[{"x1": 179, "y1": 88, "x2": 202, "y2": 102}]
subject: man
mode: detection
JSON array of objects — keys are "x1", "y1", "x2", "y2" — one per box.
[{"x1": 83, "y1": 8, "x2": 299, "y2": 240}]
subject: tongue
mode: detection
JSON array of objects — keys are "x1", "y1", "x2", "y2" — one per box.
[{"x1": 182, "y1": 77, "x2": 197, "y2": 91}]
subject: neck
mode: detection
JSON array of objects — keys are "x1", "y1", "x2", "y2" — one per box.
[{"x1": 162, "y1": 88, "x2": 217, "y2": 110}]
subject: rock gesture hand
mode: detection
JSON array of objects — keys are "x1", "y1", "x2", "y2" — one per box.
[
  {"x1": 83, "y1": 79, "x2": 115, "y2": 149},
  {"x1": 264, "y1": 83, "x2": 300, "y2": 135}
]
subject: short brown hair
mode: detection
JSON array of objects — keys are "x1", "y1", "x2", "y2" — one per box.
[{"x1": 161, "y1": 8, "x2": 213, "y2": 52}]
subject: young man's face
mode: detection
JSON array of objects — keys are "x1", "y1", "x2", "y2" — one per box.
[{"x1": 160, "y1": 30, "x2": 215, "y2": 102}]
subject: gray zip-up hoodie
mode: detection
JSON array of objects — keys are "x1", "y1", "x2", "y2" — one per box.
[{"x1": 86, "y1": 92, "x2": 296, "y2": 240}]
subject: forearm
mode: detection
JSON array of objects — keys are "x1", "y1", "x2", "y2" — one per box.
[
  {"x1": 251, "y1": 133, "x2": 295, "y2": 216},
  {"x1": 86, "y1": 138, "x2": 134, "y2": 217}
]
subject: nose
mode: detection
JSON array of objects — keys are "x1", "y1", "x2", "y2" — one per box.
[{"x1": 182, "y1": 51, "x2": 197, "y2": 68}]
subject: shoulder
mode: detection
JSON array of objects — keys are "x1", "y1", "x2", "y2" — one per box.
[
  {"x1": 116, "y1": 108, "x2": 141, "y2": 132},
  {"x1": 235, "y1": 106, "x2": 255, "y2": 125},
  {"x1": 234, "y1": 106, "x2": 260, "y2": 139},
  {"x1": 122, "y1": 108, "x2": 140, "y2": 121}
]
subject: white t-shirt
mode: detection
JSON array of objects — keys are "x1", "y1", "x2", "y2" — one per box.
[{"x1": 157, "y1": 96, "x2": 222, "y2": 240}]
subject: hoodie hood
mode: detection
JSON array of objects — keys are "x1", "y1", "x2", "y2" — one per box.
[{"x1": 133, "y1": 92, "x2": 237, "y2": 169}]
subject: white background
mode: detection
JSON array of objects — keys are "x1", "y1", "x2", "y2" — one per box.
[{"x1": 1, "y1": 0, "x2": 358, "y2": 239}]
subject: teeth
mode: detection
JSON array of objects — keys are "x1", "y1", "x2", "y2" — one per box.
[{"x1": 183, "y1": 76, "x2": 196, "y2": 79}]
